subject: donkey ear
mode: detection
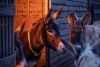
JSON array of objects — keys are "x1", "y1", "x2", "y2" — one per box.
[
  {"x1": 15, "y1": 21, "x2": 25, "y2": 36},
  {"x1": 67, "y1": 12, "x2": 77, "y2": 26},
  {"x1": 47, "y1": 8, "x2": 52, "y2": 19},
  {"x1": 82, "y1": 12, "x2": 91, "y2": 25},
  {"x1": 18, "y1": 22, "x2": 25, "y2": 35},
  {"x1": 51, "y1": 6, "x2": 63, "y2": 20}
]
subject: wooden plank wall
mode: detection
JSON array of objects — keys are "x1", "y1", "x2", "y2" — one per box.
[
  {"x1": 14, "y1": 0, "x2": 43, "y2": 30},
  {"x1": 50, "y1": 0, "x2": 88, "y2": 67},
  {"x1": 52, "y1": 0, "x2": 88, "y2": 41}
]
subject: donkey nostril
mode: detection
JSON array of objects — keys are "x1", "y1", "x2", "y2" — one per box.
[{"x1": 57, "y1": 41, "x2": 65, "y2": 53}]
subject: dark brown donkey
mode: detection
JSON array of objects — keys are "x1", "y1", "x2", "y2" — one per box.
[
  {"x1": 15, "y1": 6, "x2": 67, "y2": 67},
  {"x1": 67, "y1": 12, "x2": 91, "y2": 62},
  {"x1": 67, "y1": 12, "x2": 91, "y2": 47}
]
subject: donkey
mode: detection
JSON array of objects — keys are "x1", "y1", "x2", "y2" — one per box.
[
  {"x1": 15, "y1": 6, "x2": 76, "y2": 67},
  {"x1": 67, "y1": 12, "x2": 91, "y2": 65},
  {"x1": 76, "y1": 24, "x2": 100, "y2": 67},
  {"x1": 67, "y1": 12, "x2": 91, "y2": 50},
  {"x1": 67, "y1": 12, "x2": 100, "y2": 67}
]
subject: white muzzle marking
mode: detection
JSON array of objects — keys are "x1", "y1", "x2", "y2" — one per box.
[{"x1": 57, "y1": 41, "x2": 65, "y2": 53}]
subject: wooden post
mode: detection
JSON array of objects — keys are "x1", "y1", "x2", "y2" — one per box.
[
  {"x1": 46, "y1": 0, "x2": 51, "y2": 67},
  {"x1": 87, "y1": 0, "x2": 90, "y2": 11},
  {"x1": 90, "y1": 5, "x2": 94, "y2": 25},
  {"x1": 46, "y1": 47, "x2": 50, "y2": 67}
]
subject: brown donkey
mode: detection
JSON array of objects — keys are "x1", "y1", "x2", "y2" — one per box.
[{"x1": 15, "y1": 6, "x2": 67, "y2": 67}]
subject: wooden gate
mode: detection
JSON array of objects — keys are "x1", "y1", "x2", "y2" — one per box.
[{"x1": 0, "y1": 0, "x2": 16, "y2": 67}]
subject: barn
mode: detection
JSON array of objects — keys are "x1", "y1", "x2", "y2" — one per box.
[{"x1": 0, "y1": 0, "x2": 100, "y2": 67}]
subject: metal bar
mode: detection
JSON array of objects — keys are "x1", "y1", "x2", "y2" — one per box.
[
  {"x1": 5, "y1": 16, "x2": 8, "y2": 57},
  {"x1": 11, "y1": 16, "x2": 14, "y2": 54},
  {"x1": 5, "y1": 16, "x2": 8, "y2": 56},
  {"x1": 8, "y1": 16, "x2": 12, "y2": 55},
  {"x1": 9, "y1": 16, "x2": 12, "y2": 54},
  {"x1": 7, "y1": 16, "x2": 10, "y2": 55},
  {"x1": 5, "y1": 16, "x2": 6, "y2": 56},
  {"x1": 0, "y1": 16, "x2": 1, "y2": 58},
  {"x1": 2, "y1": 16, "x2": 6, "y2": 57},
  {"x1": 0, "y1": 16, "x2": 3, "y2": 58}
]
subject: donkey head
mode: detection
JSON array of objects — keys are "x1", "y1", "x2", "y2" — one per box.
[
  {"x1": 31, "y1": 6, "x2": 65, "y2": 53},
  {"x1": 67, "y1": 12, "x2": 91, "y2": 32},
  {"x1": 44, "y1": 6, "x2": 66, "y2": 53},
  {"x1": 67, "y1": 12, "x2": 91, "y2": 45}
]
